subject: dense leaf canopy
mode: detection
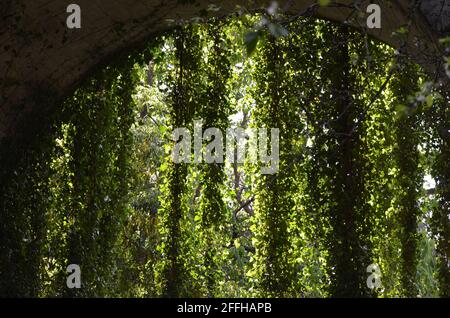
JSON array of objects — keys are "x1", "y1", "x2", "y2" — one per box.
[{"x1": 0, "y1": 14, "x2": 449, "y2": 298}]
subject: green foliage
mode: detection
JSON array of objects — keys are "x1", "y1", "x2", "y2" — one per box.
[
  {"x1": 427, "y1": 90, "x2": 450, "y2": 297},
  {"x1": 249, "y1": 31, "x2": 298, "y2": 297},
  {"x1": 0, "y1": 15, "x2": 447, "y2": 298},
  {"x1": 390, "y1": 61, "x2": 423, "y2": 297},
  {"x1": 155, "y1": 25, "x2": 205, "y2": 297},
  {"x1": 59, "y1": 62, "x2": 136, "y2": 297}
]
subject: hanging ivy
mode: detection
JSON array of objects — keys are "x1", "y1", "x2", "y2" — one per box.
[
  {"x1": 390, "y1": 61, "x2": 423, "y2": 297},
  {"x1": 157, "y1": 25, "x2": 203, "y2": 297},
  {"x1": 430, "y1": 90, "x2": 450, "y2": 297},
  {"x1": 250, "y1": 29, "x2": 297, "y2": 297},
  {"x1": 60, "y1": 60, "x2": 137, "y2": 297},
  {"x1": 0, "y1": 144, "x2": 52, "y2": 297},
  {"x1": 196, "y1": 20, "x2": 232, "y2": 296},
  {"x1": 0, "y1": 14, "x2": 447, "y2": 299}
]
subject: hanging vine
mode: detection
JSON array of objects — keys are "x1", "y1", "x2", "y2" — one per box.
[
  {"x1": 430, "y1": 90, "x2": 450, "y2": 297},
  {"x1": 60, "y1": 60, "x2": 136, "y2": 297},
  {"x1": 157, "y1": 25, "x2": 203, "y2": 297},
  {"x1": 0, "y1": 14, "x2": 446, "y2": 299},
  {"x1": 251, "y1": 29, "x2": 297, "y2": 297},
  {"x1": 196, "y1": 20, "x2": 232, "y2": 296},
  {"x1": 390, "y1": 60, "x2": 423, "y2": 297},
  {"x1": 0, "y1": 144, "x2": 52, "y2": 297}
]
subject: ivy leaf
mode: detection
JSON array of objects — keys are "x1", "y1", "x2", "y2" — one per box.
[
  {"x1": 318, "y1": 0, "x2": 331, "y2": 6},
  {"x1": 267, "y1": 23, "x2": 289, "y2": 38},
  {"x1": 395, "y1": 104, "x2": 409, "y2": 118},
  {"x1": 245, "y1": 31, "x2": 260, "y2": 56},
  {"x1": 159, "y1": 125, "x2": 167, "y2": 134},
  {"x1": 160, "y1": 162, "x2": 168, "y2": 172},
  {"x1": 426, "y1": 94, "x2": 433, "y2": 109},
  {"x1": 439, "y1": 37, "x2": 450, "y2": 46},
  {"x1": 207, "y1": 4, "x2": 221, "y2": 12},
  {"x1": 395, "y1": 27, "x2": 408, "y2": 35}
]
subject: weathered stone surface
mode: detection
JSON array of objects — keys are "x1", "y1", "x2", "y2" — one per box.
[{"x1": 420, "y1": 0, "x2": 450, "y2": 34}]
